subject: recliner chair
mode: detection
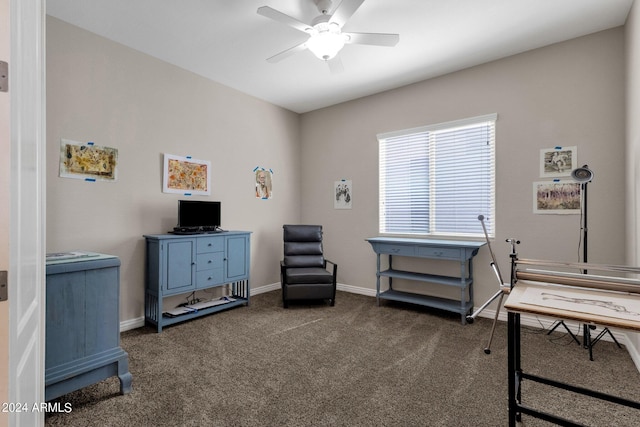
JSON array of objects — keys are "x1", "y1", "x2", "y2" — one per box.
[{"x1": 280, "y1": 225, "x2": 337, "y2": 308}]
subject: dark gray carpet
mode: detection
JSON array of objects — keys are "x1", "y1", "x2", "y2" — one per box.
[{"x1": 45, "y1": 291, "x2": 640, "y2": 426}]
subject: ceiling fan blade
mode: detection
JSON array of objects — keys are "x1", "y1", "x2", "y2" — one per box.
[
  {"x1": 329, "y1": 0, "x2": 365, "y2": 28},
  {"x1": 344, "y1": 32, "x2": 399, "y2": 47},
  {"x1": 266, "y1": 41, "x2": 308, "y2": 63},
  {"x1": 257, "y1": 6, "x2": 312, "y2": 33},
  {"x1": 327, "y1": 56, "x2": 344, "y2": 73}
]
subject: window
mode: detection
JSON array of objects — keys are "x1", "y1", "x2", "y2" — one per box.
[{"x1": 377, "y1": 114, "x2": 496, "y2": 238}]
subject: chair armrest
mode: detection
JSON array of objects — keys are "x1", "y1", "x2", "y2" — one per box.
[
  {"x1": 324, "y1": 259, "x2": 338, "y2": 277},
  {"x1": 280, "y1": 260, "x2": 287, "y2": 286}
]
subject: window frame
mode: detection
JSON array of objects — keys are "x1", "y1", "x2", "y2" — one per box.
[{"x1": 377, "y1": 113, "x2": 497, "y2": 239}]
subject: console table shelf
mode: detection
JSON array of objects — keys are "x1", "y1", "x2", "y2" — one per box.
[
  {"x1": 378, "y1": 289, "x2": 474, "y2": 315},
  {"x1": 379, "y1": 269, "x2": 473, "y2": 288},
  {"x1": 367, "y1": 237, "x2": 485, "y2": 324}
]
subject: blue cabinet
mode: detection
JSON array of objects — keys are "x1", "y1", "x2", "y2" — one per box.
[
  {"x1": 225, "y1": 233, "x2": 250, "y2": 281},
  {"x1": 45, "y1": 253, "x2": 132, "y2": 401},
  {"x1": 165, "y1": 239, "x2": 196, "y2": 294},
  {"x1": 144, "y1": 231, "x2": 251, "y2": 332}
]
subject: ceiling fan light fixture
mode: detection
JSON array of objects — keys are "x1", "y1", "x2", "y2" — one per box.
[
  {"x1": 306, "y1": 22, "x2": 346, "y2": 61},
  {"x1": 258, "y1": 0, "x2": 399, "y2": 68}
]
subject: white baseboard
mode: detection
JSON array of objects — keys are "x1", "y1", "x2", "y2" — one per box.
[
  {"x1": 337, "y1": 282, "x2": 376, "y2": 297},
  {"x1": 121, "y1": 316, "x2": 145, "y2": 332},
  {"x1": 120, "y1": 282, "x2": 640, "y2": 373},
  {"x1": 251, "y1": 282, "x2": 280, "y2": 294}
]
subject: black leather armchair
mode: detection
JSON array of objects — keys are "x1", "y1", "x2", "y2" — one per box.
[{"x1": 280, "y1": 225, "x2": 337, "y2": 308}]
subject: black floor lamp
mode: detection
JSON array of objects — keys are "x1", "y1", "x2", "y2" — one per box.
[
  {"x1": 572, "y1": 165, "x2": 593, "y2": 268},
  {"x1": 571, "y1": 165, "x2": 622, "y2": 360},
  {"x1": 547, "y1": 165, "x2": 595, "y2": 345}
]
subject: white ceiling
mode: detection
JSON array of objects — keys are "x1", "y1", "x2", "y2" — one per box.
[{"x1": 46, "y1": 0, "x2": 634, "y2": 114}]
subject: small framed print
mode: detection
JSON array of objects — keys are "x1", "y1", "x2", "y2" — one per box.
[
  {"x1": 533, "y1": 181, "x2": 581, "y2": 214},
  {"x1": 255, "y1": 167, "x2": 273, "y2": 199},
  {"x1": 334, "y1": 180, "x2": 352, "y2": 209},
  {"x1": 163, "y1": 153, "x2": 211, "y2": 195},
  {"x1": 540, "y1": 146, "x2": 577, "y2": 177}
]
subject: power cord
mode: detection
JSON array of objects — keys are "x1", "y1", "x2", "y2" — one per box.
[{"x1": 177, "y1": 291, "x2": 202, "y2": 307}]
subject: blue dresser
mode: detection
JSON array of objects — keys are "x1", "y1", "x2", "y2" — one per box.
[
  {"x1": 144, "y1": 231, "x2": 251, "y2": 332},
  {"x1": 45, "y1": 253, "x2": 132, "y2": 401},
  {"x1": 366, "y1": 237, "x2": 485, "y2": 324}
]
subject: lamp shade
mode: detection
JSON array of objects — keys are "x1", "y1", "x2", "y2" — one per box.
[{"x1": 571, "y1": 165, "x2": 594, "y2": 183}]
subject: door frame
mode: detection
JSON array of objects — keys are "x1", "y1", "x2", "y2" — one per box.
[
  {"x1": 0, "y1": 0, "x2": 10, "y2": 423},
  {"x1": 5, "y1": 0, "x2": 46, "y2": 426}
]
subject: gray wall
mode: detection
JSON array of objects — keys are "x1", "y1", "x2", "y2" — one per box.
[
  {"x1": 300, "y1": 28, "x2": 626, "y2": 309},
  {"x1": 47, "y1": 17, "x2": 628, "y2": 332},
  {"x1": 46, "y1": 17, "x2": 301, "y2": 322}
]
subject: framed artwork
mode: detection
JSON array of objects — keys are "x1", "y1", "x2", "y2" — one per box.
[
  {"x1": 163, "y1": 153, "x2": 211, "y2": 195},
  {"x1": 540, "y1": 146, "x2": 577, "y2": 177},
  {"x1": 254, "y1": 167, "x2": 273, "y2": 199},
  {"x1": 533, "y1": 181, "x2": 581, "y2": 214},
  {"x1": 59, "y1": 138, "x2": 118, "y2": 182},
  {"x1": 334, "y1": 180, "x2": 352, "y2": 209}
]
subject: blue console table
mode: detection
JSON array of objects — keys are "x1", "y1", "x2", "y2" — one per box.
[
  {"x1": 45, "y1": 253, "x2": 132, "y2": 401},
  {"x1": 366, "y1": 237, "x2": 485, "y2": 324}
]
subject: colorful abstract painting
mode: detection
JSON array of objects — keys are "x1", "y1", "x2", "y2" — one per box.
[
  {"x1": 59, "y1": 138, "x2": 118, "y2": 182},
  {"x1": 163, "y1": 153, "x2": 211, "y2": 195}
]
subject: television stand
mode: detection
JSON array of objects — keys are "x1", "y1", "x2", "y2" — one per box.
[{"x1": 144, "y1": 231, "x2": 251, "y2": 332}]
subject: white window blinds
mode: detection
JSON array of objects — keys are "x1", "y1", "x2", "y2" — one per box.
[{"x1": 378, "y1": 114, "x2": 496, "y2": 238}]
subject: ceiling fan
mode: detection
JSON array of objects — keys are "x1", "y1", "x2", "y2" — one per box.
[{"x1": 257, "y1": 0, "x2": 399, "y2": 72}]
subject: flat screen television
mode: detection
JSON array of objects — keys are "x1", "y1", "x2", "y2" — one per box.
[{"x1": 178, "y1": 200, "x2": 221, "y2": 231}]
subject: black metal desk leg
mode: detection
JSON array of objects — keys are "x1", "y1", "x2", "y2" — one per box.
[{"x1": 508, "y1": 311, "x2": 521, "y2": 427}]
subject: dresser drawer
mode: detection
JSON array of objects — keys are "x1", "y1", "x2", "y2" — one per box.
[
  {"x1": 375, "y1": 244, "x2": 416, "y2": 256},
  {"x1": 416, "y1": 247, "x2": 461, "y2": 260},
  {"x1": 197, "y1": 236, "x2": 224, "y2": 254},
  {"x1": 196, "y1": 268, "x2": 224, "y2": 288},
  {"x1": 196, "y1": 252, "x2": 224, "y2": 271}
]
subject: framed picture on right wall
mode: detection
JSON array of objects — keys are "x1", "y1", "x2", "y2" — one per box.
[
  {"x1": 533, "y1": 181, "x2": 581, "y2": 214},
  {"x1": 540, "y1": 146, "x2": 577, "y2": 177}
]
